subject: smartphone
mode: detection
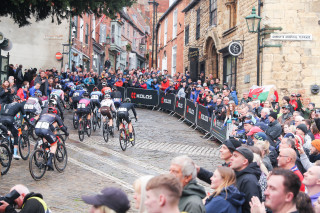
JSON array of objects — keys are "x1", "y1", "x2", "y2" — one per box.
[{"x1": 295, "y1": 140, "x2": 301, "y2": 150}]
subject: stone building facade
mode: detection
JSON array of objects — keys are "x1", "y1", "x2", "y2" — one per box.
[{"x1": 182, "y1": 0, "x2": 320, "y2": 105}]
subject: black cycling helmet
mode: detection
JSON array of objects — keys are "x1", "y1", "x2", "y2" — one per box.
[
  {"x1": 55, "y1": 84, "x2": 62, "y2": 89},
  {"x1": 124, "y1": 98, "x2": 131, "y2": 103},
  {"x1": 83, "y1": 91, "x2": 89, "y2": 97}
]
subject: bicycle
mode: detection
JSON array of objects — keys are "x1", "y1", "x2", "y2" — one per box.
[
  {"x1": 29, "y1": 134, "x2": 68, "y2": 180},
  {"x1": 102, "y1": 115, "x2": 114, "y2": 143},
  {"x1": 73, "y1": 111, "x2": 79, "y2": 129},
  {"x1": 119, "y1": 118, "x2": 136, "y2": 151},
  {"x1": 64, "y1": 92, "x2": 71, "y2": 110},
  {"x1": 78, "y1": 114, "x2": 91, "y2": 142},
  {"x1": 23, "y1": 112, "x2": 39, "y2": 141},
  {"x1": 92, "y1": 106, "x2": 101, "y2": 132},
  {"x1": 0, "y1": 138, "x2": 12, "y2": 175}
]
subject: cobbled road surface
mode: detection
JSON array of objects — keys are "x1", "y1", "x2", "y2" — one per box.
[{"x1": 0, "y1": 108, "x2": 222, "y2": 212}]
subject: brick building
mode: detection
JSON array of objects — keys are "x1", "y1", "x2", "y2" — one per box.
[
  {"x1": 156, "y1": 0, "x2": 188, "y2": 76},
  {"x1": 182, "y1": 0, "x2": 320, "y2": 105}
]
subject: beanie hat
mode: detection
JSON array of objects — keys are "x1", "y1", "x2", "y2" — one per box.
[
  {"x1": 223, "y1": 139, "x2": 242, "y2": 153},
  {"x1": 235, "y1": 147, "x2": 254, "y2": 164},
  {"x1": 296, "y1": 124, "x2": 308, "y2": 134},
  {"x1": 311, "y1": 139, "x2": 320, "y2": 152},
  {"x1": 269, "y1": 111, "x2": 278, "y2": 120}
]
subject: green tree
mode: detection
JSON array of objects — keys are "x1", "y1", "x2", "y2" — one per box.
[{"x1": 0, "y1": 0, "x2": 136, "y2": 27}]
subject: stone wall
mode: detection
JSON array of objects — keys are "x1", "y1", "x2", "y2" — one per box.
[{"x1": 261, "y1": 0, "x2": 320, "y2": 106}]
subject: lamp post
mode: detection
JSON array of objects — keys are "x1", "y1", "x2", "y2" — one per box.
[{"x1": 245, "y1": 6, "x2": 262, "y2": 86}]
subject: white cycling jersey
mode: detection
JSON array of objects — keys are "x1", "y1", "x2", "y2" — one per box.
[{"x1": 101, "y1": 99, "x2": 116, "y2": 111}]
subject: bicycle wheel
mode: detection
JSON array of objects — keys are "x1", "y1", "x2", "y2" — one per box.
[
  {"x1": 78, "y1": 120, "x2": 85, "y2": 142},
  {"x1": 131, "y1": 127, "x2": 136, "y2": 146},
  {"x1": 56, "y1": 134, "x2": 66, "y2": 144},
  {"x1": 92, "y1": 112, "x2": 97, "y2": 132},
  {"x1": 0, "y1": 144, "x2": 11, "y2": 175},
  {"x1": 73, "y1": 112, "x2": 79, "y2": 129},
  {"x1": 30, "y1": 126, "x2": 40, "y2": 141},
  {"x1": 103, "y1": 122, "x2": 109, "y2": 143},
  {"x1": 19, "y1": 135, "x2": 30, "y2": 160},
  {"x1": 29, "y1": 149, "x2": 47, "y2": 180},
  {"x1": 97, "y1": 112, "x2": 101, "y2": 128},
  {"x1": 86, "y1": 119, "x2": 91, "y2": 137},
  {"x1": 119, "y1": 129, "x2": 127, "y2": 151},
  {"x1": 65, "y1": 102, "x2": 71, "y2": 110},
  {"x1": 54, "y1": 142, "x2": 68, "y2": 172}
]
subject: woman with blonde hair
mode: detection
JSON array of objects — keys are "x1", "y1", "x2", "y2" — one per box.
[
  {"x1": 205, "y1": 167, "x2": 245, "y2": 213},
  {"x1": 133, "y1": 175, "x2": 154, "y2": 213}
]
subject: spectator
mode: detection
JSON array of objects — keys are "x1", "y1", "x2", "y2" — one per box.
[
  {"x1": 294, "y1": 115, "x2": 304, "y2": 127},
  {"x1": 296, "y1": 123, "x2": 312, "y2": 151},
  {"x1": 302, "y1": 166, "x2": 320, "y2": 206},
  {"x1": 35, "y1": 71, "x2": 48, "y2": 96},
  {"x1": 250, "y1": 169, "x2": 301, "y2": 213},
  {"x1": 133, "y1": 175, "x2": 154, "y2": 213},
  {"x1": 169, "y1": 155, "x2": 206, "y2": 213},
  {"x1": 309, "y1": 139, "x2": 320, "y2": 163},
  {"x1": 197, "y1": 139, "x2": 242, "y2": 183},
  {"x1": 82, "y1": 187, "x2": 130, "y2": 213},
  {"x1": 303, "y1": 119, "x2": 315, "y2": 140},
  {"x1": 230, "y1": 86, "x2": 238, "y2": 105},
  {"x1": 177, "y1": 82, "x2": 186, "y2": 99},
  {"x1": 278, "y1": 105, "x2": 293, "y2": 125},
  {"x1": 296, "y1": 192, "x2": 314, "y2": 213},
  {"x1": 15, "y1": 64, "x2": 24, "y2": 89},
  {"x1": 302, "y1": 103, "x2": 315, "y2": 119},
  {"x1": 277, "y1": 148, "x2": 305, "y2": 192},
  {"x1": 229, "y1": 146, "x2": 262, "y2": 213},
  {"x1": 255, "y1": 139, "x2": 273, "y2": 171},
  {"x1": 266, "y1": 111, "x2": 282, "y2": 143},
  {"x1": 0, "y1": 80, "x2": 13, "y2": 105},
  {"x1": 240, "y1": 92, "x2": 252, "y2": 104},
  {"x1": 29, "y1": 83, "x2": 41, "y2": 97},
  {"x1": 205, "y1": 167, "x2": 245, "y2": 213},
  {"x1": 145, "y1": 174, "x2": 182, "y2": 213},
  {"x1": 160, "y1": 76, "x2": 170, "y2": 91},
  {"x1": 16, "y1": 81, "x2": 29, "y2": 101},
  {"x1": 260, "y1": 108, "x2": 270, "y2": 125},
  {"x1": 312, "y1": 124, "x2": 320, "y2": 139},
  {"x1": 290, "y1": 93, "x2": 298, "y2": 111},
  {"x1": 0, "y1": 184, "x2": 51, "y2": 213}
]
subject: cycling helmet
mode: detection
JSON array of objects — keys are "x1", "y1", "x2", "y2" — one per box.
[
  {"x1": 76, "y1": 85, "x2": 83, "y2": 90},
  {"x1": 104, "y1": 94, "x2": 111, "y2": 99},
  {"x1": 34, "y1": 90, "x2": 42, "y2": 97},
  {"x1": 102, "y1": 82, "x2": 107, "y2": 86},
  {"x1": 83, "y1": 91, "x2": 89, "y2": 97},
  {"x1": 124, "y1": 98, "x2": 131, "y2": 103},
  {"x1": 93, "y1": 87, "x2": 99, "y2": 91},
  {"x1": 64, "y1": 78, "x2": 70, "y2": 82},
  {"x1": 48, "y1": 107, "x2": 58, "y2": 114},
  {"x1": 55, "y1": 84, "x2": 62, "y2": 89},
  {"x1": 49, "y1": 99, "x2": 57, "y2": 106},
  {"x1": 50, "y1": 94, "x2": 58, "y2": 100},
  {"x1": 71, "y1": 85, "x2": 76, "y2": 91}
]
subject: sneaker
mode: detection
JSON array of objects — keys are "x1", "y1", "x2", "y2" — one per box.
[
  {"x1": 129, "y1": 137, "x2": 134, "y2": 142},
  {"x1": 13, "y1": 154, "x2": 21, "y2": 160},
  {"x1": 86, "y1": 125, "x2": 90, "y2": 129}
]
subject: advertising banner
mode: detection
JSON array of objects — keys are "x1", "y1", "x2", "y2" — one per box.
[
  {"x1": 185, "y1": 99, "x2": 197, "y2": 124},
  {"x1": 174, "y1": 97, "x2": 185, "y2": 116},
  {"x1": 117, "y1": 87, "x2": 126, "y2": 100},
  {"x1": 211, "y1": 115, "x2": 228, "y2": 142},
  {"x1": 196, "y1": 104, "x2": 211, "y2": 132},
  {"x1": 126, "y1": 88, "x2": 158, "y2": 106},
  {"x1": 159, "y1": 92, "x2": 175, "y2": 111}
]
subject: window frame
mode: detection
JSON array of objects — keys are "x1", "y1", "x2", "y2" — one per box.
[
  {"x1": 164, "y1": 19, "x2": 168, "y2": 46},
  {"x1": 172, "y1": 45, "x2": 177, "y2": 76},
  {"x1": 185, "y1": 25, "x2": 189, "y2": 45},
  {"x1": 172, "y1": 8, "x2": 178, "y2": 39},
  {"x1": 210, "y1": 0, "x2": 217, "y2": 26},
  {"x1": 196, "y1": 8, "x2": 200, "y2": 40},
  {"x1": 85, "y1": 23, "x2": 89, "y2": 44}
]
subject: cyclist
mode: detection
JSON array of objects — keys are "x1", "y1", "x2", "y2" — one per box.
[
  {"x1": 100, "y1": 94, "x2": 116, "y2": 135},
  {"x1": 117, "y1": 98, "x2": 137, "y2": 142},
  {"x1": 111, "y1": 87, "x2": 122, "y2": 109},
  {"x1": 0, "y1": 95, "x2": 31, "y2": 159},
  {"x1": 24, "y1": 90, "x2": 43, "y2": 121},
  {"x1": 71, "y1": 85, "x2": 86, "y2": 110},
  {"x1": 51, "y1": 84, "x2": 65, "y2": 107},
  {"x1": 77, "y1": 91, "x2": 93, "y2": 128},
  {"x1": 101, "y1": 82, "x2": 112, "y2": 95},
  {"x1": 90, "y1": 87, "x2": 103, "y2": 109},
  {"x1": 35, "y1": 107, "x2": 69, "y2": 171},
  {"x1": 44, "y1": 97, "x2": 64, "y2": 120}
]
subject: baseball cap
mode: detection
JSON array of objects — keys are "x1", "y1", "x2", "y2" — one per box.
[
  {"x1": 291, "y1": 93, "x2": 296, "y2": 97},
  {"x1": 82, "y1": 187, "x2": 130, "y2": 213},
  {"x1": 247, "y1": 126, "x2": 263, "y2": 136},
  {"x1": 235, "y1": 147, "x2": 254, "y2": 164},
  {"x1": 254, "y1": 132, "x2": 267, "y2": 141},
  {"x1": 223, "y1": 139, "x2": 242, "y2": 153},
  {"x1": 254, "y1": 122, "x2": 268, "y2": 132},
  {"x1": 284, "y1": 133, "x2": 295, "y2": 139},
  {"x1": 244, "y1": 120, "x2": 254, "y2": 125},
  {"x1": 197, "y1": 85, "x2": 202, "y2": 88}
]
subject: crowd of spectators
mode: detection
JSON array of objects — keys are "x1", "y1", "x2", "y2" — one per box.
[{"x1": 2, "y1": 64, "x2": 320, "y2": 213}]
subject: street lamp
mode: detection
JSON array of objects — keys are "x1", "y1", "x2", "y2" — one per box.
[{"x1": 245, "y1": 7, "x2": 262, "y2": 33}]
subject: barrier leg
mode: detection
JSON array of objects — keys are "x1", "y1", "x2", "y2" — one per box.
[
  {"x1": 202, "y1": 132, "x2": 210, "y2": 139},
  {"x1": 171, "y1": 112, "x2": 176, "y2": 117},
  {"x1": 152, "y1": 106, "x2": 156, "y2": 111},
  {"x1": 180, "y1": 118, "x2": 186, "y2": 123},
  {"x1": 178, "y1": 117, "x2": 183, "y2": 121},
  {"x1": 189, "y1": 123, "x2": 195, "y2": 128},
  {"x1": 169, "y1": 111, "x2": 174, "y2": 115},
  {"x1": 206, "y1": 135, "x2": 214, "y2": 141}
]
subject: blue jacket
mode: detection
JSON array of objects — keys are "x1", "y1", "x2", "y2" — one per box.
[
  {"x1": 205, "y1": 185, "x2": 245, "y2": 213},
  {"x1": 190, "y1": 90, "x2": 200, "y2": 103},
  {"x1": 29, "y1": 86, "x2": 41, "y2": 97},
  {"x1": 231, "y1": 91, "x2": 238, "y2": 105},
  {"x1": 84, "y1": 77, "x2": 95, "y2": 85}
]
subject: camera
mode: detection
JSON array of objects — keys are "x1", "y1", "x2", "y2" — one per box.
[
  {"x1": 0, "y1": 190, "x2": 20, "y2": 206},
  {"x1": 296, "y1": 94, "x2": 301, "y2": 97}
]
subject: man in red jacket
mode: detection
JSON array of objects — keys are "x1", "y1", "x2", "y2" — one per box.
[{"x1": 160, "y1": 76, "x2": 170, "y2": 91}]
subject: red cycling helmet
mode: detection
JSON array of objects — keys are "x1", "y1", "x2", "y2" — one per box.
[{"x1": 48, "y1": 107, "x2": 58, "y2": 114}]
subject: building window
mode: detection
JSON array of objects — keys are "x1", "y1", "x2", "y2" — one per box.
[
  {"x1": 111, "y1": 24, "x2": 115, "y2": 44},
  {"x1": 164, "y1": 19, "x2": 168, "y2": 45},
  {"x1": 227, "y1": 1, "x2": 237, "y2": 29},
  {"x1": 117, "y1": 25, "x2": 121, "y2": 46},
  {"x1": 158, "y1": 25, "x2": 161, "y2": 48},
  {"x1": 133, "y1": 30, "x2": 136, "y2": 50},
  {"x1": 196, "y1": 8, "x2": 200, "y2": 40},
  {"x1": 172, "y1": 9, "x2": 178, "y2": 39},
  {"x1": 127, "y1": 23, "x2": 130, "y2": 37},
  {"x1": 85, "y1": 23, "x2": 89, "y2": 44},
  {"x1": 210, "y1": 0, "x2": 217, "y2": 26},
  {"x1": 169, "y1": 0, "x2": 175, "y2": 7},
  {"x1": 73, "y1": 16, "x2": 78, "y2": 38},
  {"x1": 223, "y1": 55, "x2": 237, "y2": 88},
  {"x1": 80, "y1": 18, "x2": 84, "y2": 42},
  {"x1": 185, "y1": 25, "x2": 189, "y2": 45},
  {"x1": 172, "y1": 45, "x2": 177, "y2": 76},
  {"x1": 92, "y1": 16, "x2": 95, "y2": 39}
]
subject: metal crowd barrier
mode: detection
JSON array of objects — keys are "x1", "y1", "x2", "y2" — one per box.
[{"x1": 117, "y1": 87, "x2": 231, "y2": 143}]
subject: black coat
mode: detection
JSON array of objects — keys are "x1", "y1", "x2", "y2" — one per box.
[
  {"x1": 0, "y1": 88, "x2": 12, "y2": 104},
  {"x1": 235, "y1": 162, "x2": 262, "y2": 213},
  {"x1": 266, "y1": 120, "x2": 282, "y2": 141},
  {"x1": 4, "y1": 192, "x2": 47, "y2": 213}
]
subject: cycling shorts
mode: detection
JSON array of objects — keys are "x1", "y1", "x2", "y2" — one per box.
[
  {"x1": 77, "y1": 107, "x2": 91, "y2": 117},
  {"x1": 72, "y1": 97, "x2": 81, "y2": 109},
  {"x1": 91, "y1": 100, "x2": 101, "y2": 109},
  {"x1": 101, "y1": 106, "x2": 112, "y2": 119},
  {"x1": 117, "y1": 112, "x2": 130, "y2": 124},
  {"x1": 35, "y1": 128, "x2": 56, "y2": 144}
]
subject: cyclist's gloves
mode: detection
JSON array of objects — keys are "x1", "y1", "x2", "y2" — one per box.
[{"x1": 61, "y1": 126, "x2": 68, "y2": 133}]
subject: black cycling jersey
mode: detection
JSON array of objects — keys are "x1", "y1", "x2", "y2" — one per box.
[
  {"x1": 37, "y1": 113, "x2": 67, "y2": 133},
  {"x1": 43, "y1": 101, "x2": 64, "y2": 119},
  {"x1": 0, "y1": 124, "x2": 8, "y2": 134},
  {"x1": 0, "y1": 102, "x2": 26, "y2": 117},
  {"x1": 117, "y1": 103, "x2": 137, "y2": 118}
]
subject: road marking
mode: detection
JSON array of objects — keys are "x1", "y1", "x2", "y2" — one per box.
[{"x1": 69, "y1": 158, "x2": 133, "y2": 191}]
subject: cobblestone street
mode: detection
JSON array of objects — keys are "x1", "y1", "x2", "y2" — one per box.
[{"x1": 0, "y1": 108, "x2": 222, "y2": 212}]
